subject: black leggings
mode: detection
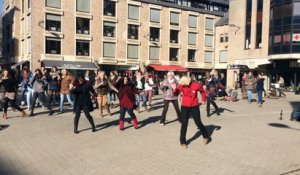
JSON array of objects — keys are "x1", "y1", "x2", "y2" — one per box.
[
  {"x1": 74, "y1": 105, "x2": 95, "y2": 131},
  {"x1": 180, "y1": 106, "x2": 208, "y2": 144},
  {"x1": 31, "y1": 92, "x2": 51, "y2": 114},
  {"x1": 207, "y1": 97, "x2": 219, "y2": 115},
  {"x1": 4, "y1": 97, "x2": 23, "y2": 113},
  {"x1": 160, "y1": 100, "x2": 181, "y2": 124}
]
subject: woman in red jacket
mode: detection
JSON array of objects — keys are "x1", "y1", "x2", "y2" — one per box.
[
  {"x1": 172, "y1": 76, "x2": 209, "y2": 149},
  {"x1": 116, "y1": 76, "x2": 139, "y2": 130}
]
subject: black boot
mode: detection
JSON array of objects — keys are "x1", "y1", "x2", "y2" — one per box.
[
  {"x1": 86, "y1": 114, "x2": 96, "y2": 132},
  {"x1": 74, "y1": 117, "x2": 79, "y2": 134}
]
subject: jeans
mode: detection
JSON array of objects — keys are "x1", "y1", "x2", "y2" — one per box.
[
  {"x1": 21, "y1": 89, "x2": 26, "y2": 102},
  {"x1": 60, "y1": 93, "x2": 74, "y2": 112},
  {"x1": 119, "y1": 107, "x2": 136, "y2": 120},
  {"x1": 107, "y1": 93, "x2": 111, "y2": 105},
  {"x1": 180, "y1": 106, "x2": 208, "y2": 145},
  {"x1": 136, "y1": 92, "x2": 147, "y2": 108},
  {"x1": 207, "y1": 95, "x2": 219, "y2": 116},
  {"x1": 160, "y1": 100, "x2": 181, "y2": 124},
  {"x1": 257, "y1": 90, "x2": 263, "y2": 104},
  {"x1": 247, "y1": 90, "x2": 253, "y2": 103}
]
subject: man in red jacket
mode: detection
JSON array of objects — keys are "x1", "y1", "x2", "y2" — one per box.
[{"x1": 172, "y1": 76, "x2": 209, "y2": 149}]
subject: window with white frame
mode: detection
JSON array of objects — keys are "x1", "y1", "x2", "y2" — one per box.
[
  {"x1": 128, "y1": 4, "x2": 139, "y2": 20},
  {"x1": 128, "y1": 24, "x2": 139, "y2": 40},
  {"x1": 46, "y1": 14, "x2": 61, "y2": 32},
  {"x1": 149, "y1": 46, "x2": 159, "y2": 60},
  {"x1": 188, "y1": 32, "x2": 197, "y2": 45},
  {"x1": 169, "y1": 48, "x2": 178, "y2": 61},
  {"x1": 188, "y1": 15, "x2": 197, "y2": 28},
  {"x1": 150, "y1": 8, "x2": 160, "y2": 23},
  {"x1": 76, "y1": 40, "x2": 90, "y2": 56},
  {"x1": 219, "y1": 50, "x2": 228, "y2": 63},
  {"x1": 27, "y1": 15, "x2": 31, "y2": 32},
  {"x1": 27, "y1": 37, "x2": 31, "y2": 54},
  {"x1": 103, "y1": 42, "x2": 115, "y2": 58},
  {"x1": 170, "y1": 12, "x2": 179, "y2": 25},
  {"x1": 104, "y1": 0, "x2": 116, "y2": 16},
  {"x1": 188, "y1": 49, "x2": 196, "y2": 62},
  {"x1": 150, "y1": 27, "x2": 160, "y2": 41},
  {"x1": 76, "y1": 0, "x2": 90, "y2": 12},
  {"x1": 205, "y1": 18, "x2": 214, "y2": 30},
  {"x1": 46, "y1": 37, "x2": 61, "y2": 54},
  {"x1": 205, "y1": 35, "x2": 213, "y2": 47},
  {"x1": 170, "y1": 30, "x2": 179, "y2": 43},
  {"x1": 46, "y1": 0, "x2": 61, "y2": 8},
  {"x1": 76, "y1": 17, "x2": 90, "y2": 35},
  {"x1": 127, "y1": 44, "x2": 139, "y2": 59},
  {"x1": 103, "y1": 21, "x2": 116, "y2": 37},
  {"x1": 204, "y1": 51, "x2": 213, "y2": 63}
]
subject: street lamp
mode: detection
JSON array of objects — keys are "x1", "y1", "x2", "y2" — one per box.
[{"x1": 229, "y1": 24, "x2": 240, "y2": 34}]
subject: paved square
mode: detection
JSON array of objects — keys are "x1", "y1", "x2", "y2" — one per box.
[{"x1": 0, "y1": 93, "x2": 299, "y2": 175}]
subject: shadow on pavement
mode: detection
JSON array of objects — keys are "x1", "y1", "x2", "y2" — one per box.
[
  {"x1": 0, "y1": 125, "x2": 9, "y2": 131},
  {"x1": 268, "y1": 123, "x2": 300, "y2": 131},
  {"x1": 187, "y1": 125, "x2": 222, "y2": 145},
  {"x1": 139, "y1": 116, "x2": 160, "y2": 128}
]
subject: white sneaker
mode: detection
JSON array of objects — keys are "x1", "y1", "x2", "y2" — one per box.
[{"x1": 21, "y1": 101, "x2": 25, "y2": 106}]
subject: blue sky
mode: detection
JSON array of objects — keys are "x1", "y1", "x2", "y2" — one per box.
[{"x1": 0, "y1": 0, "x2": 2, "y2": 14}]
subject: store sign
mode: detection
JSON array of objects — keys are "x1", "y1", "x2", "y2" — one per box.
[
  {"x1": 293, "y1": 34, "x2": 300, "y2": 42},
  {"x1": 228, "y1": 64, "x2": 249, "y2": 69}
]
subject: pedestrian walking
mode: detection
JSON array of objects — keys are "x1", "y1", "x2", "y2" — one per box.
[
  {"x1": 205, "y1": 73, "x2": 220, "y2": 117},
  {"x1": 1, "y1": 69, "x2": 26, "y2": 119},
  {"x1": 172, "y1": 76, "x2": 210, "y2": 149},
  {"x1": 277, "y1": 76, "x2": 286, "y2": 97},
  {"x1": 143, "y1": 73, "x2": 154, "y2": 111},
  {"x1": 116, "y1": 76, "x2": 139, "y2": 130},
  {"x1": 29, "y1": 69, "x2": 54, "y2": 116},
  {"x1": 257, "y1": 74, "x2": 264, "y2": 107},
  {"x1": 160, "y1": 71, "x2": 181, "y2": 126},
  {"x1": 245, "y1": 72, "x2": 256, "y2": 103},
  {"x1": 59, "y1": 68, "x2": 74, "y2": 113},
  {"x1": 132, "y1": 71, "x2": 148, "y2": 113},
  {"x1": 70, "y1": 74, "x2": 96, "y2": 134}
]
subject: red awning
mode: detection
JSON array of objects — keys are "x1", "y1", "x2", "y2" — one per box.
[{"x1": 148, "y1": 64, "x2": 188, "y2": 72}]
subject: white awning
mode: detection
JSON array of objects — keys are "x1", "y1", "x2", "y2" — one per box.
[{"x1": 234, "y1": 58, "x2": 271, "y2": 69}]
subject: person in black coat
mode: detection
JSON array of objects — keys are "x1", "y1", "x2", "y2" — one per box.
[{"x1": 70, "y1": 74, "x2": 96, "y2": 134}]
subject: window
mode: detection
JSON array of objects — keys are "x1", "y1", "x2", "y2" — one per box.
[
  {"x1": 27, "y1": 15, "x2": 31, "y2": 32},
  {"x1": 245, "y1": 0, "x2": 252, "y2": 49},
  {"x1": 103, "y1": 21, "x2": 116, "y2": 37},
  {"x1": 225, "y1": 34, "x2": 228, "y2": 42},
  {"x1": 149, "y1": 46, "x2": 159, "y2": 60},
  {"x1": 127, "y1": 44, "x2": 139, "y2": 59},
  {"x1": 169, "y1": 48, "x2": 178, "y2": 61},
  {"x1": 188, "y1": 49, "x2": 196, "y2": 62},
  {"x1": 188, "y1": 32, "x2": 197, "y2": 45},
  {"x1": 170, "y1": 30, "x2": 179, "y2": 43},
  {"x1": 220, "y1": 35, "x2": 224, "y2": 43},
  {"x1": 150, "y1": 8, "x2": 160, "y2": 23},
  {"x1": 46, "y1": 14, "x2": 61, "y2": 32},
  {"x1": 256, "y1": 0, "x2": 263, "y2": 48},
  {"x1": 28, "y1": 0, "x2": 31, "y2": 9},
  {"x1": 46, "y1": 37, "x2": 61, "y2": 54},
  {"x1": 293, "y1": 2, "x2": 300, "y2": 16},
  {"x1": 27, "y1": 37, "x2": 31, "y2": 54},
  {"x1": 150, "y1": 27, "x2": 160, "y2": 41},
  {"x1": 189, "y1": 15, "x2": 197, "y2": 28},
  {"x1": 170, "y1": 12, "x2": 179, "y2": 25},
  {"x1": 46, "y1": 0, "x2": 61, "y2": 8},
  {"x1": 22, "y1": 0, "x2": 24, "y2": 13},
  {"x1": 128, "y1": 5, "x2": 139, "y2": 20},
  {"x1": 76, "y1": 0, "x2": 90, "y2": 12},
  {"x1": 76, "y1": 40, "x2": 90, "y2": 56},
  {"x1": 204, "y1": 51, "x2": 213, "y2": 63},
  {"x1": 76, "y1": 17, "x2": 90, "y2": 35},
  {"x1": 205, "y1": 18, "x2": 214, "y2": 30},
  {"x1": 104, "y1": 0, "x2": 116, "y2": 17},
  {"x1": 128, "y1": 24, "x2": 139, "y2": 40},
  {"x1": 219, "y1": 50, "x2": 227, "y2": 63},
  {"x1": 103, "y1": 42, "x2": 115, "y2": 57},
  {"x1": 205, "y1": 35, "x2": 213, "y2": 47}
]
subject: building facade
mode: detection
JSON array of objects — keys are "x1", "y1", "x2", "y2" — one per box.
[
  {"x1": 227, "y1": 0, "x2": 300, "y2": 91},
  {"x1": 2, "y1": 0, "x2": 228, "y2": 73}
]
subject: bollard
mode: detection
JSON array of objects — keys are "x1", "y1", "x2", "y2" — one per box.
[{"x1": 279, "y1": 110, "x2": 283, "y2": 120}]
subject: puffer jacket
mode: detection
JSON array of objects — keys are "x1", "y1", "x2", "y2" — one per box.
[{"x1": 161, "y1": 78, "x2": 178, "y2": 101}]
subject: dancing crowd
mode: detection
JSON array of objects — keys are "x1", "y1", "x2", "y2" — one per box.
[{"x1": 0, "y1": 66, "x2": 229, "y2": 148}]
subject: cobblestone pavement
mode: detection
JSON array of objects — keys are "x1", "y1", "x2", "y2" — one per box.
[{"x1": 0, "y1": 93, "x2": 299, "y2": 175}]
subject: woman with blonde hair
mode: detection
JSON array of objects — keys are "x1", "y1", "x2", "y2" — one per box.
[
  {"x1": 171, "y1": 76, "x2": 209, "y2": 149},
  {"x1": 94, "y1": 71, "x2": 118, "y2": 117},
  {"x1": 59, "y1": 68, "x2": 74, "y2": 113}
]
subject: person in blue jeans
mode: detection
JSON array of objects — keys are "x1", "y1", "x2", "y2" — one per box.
[
  {"x1": 245, "y1": 72, "x2": 256, "y2": 103},
  {"x1": 256, "y1": 74, "x2": 264, "y2": 107}
]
